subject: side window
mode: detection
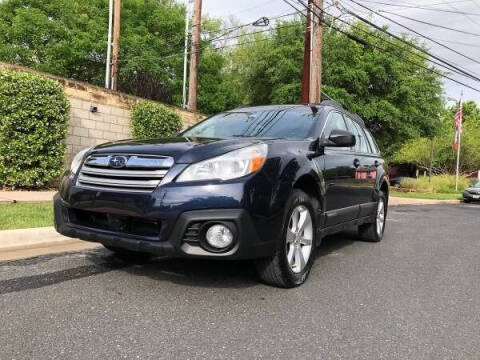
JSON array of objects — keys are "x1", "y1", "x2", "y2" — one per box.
[
  {"x1": 345, "y1": 117, "x2": 369, "y2": 153},
  {"x1": 322, "y1": 112, "x2": 347, "y2": 138},
  {"x1": 322, "y1": 112, "x2": 350, "y2": 150},
  {"x1": 364, "y1": 129, "x2": 380, "y2": 154}
]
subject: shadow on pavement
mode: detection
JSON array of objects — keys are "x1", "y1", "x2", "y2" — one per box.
[
  {"x1": 0, "y1": 230, "x2": 360, "y2": 294},
  {"x1": 95, "y1": 229, "x2": 360, "y2": 289}
]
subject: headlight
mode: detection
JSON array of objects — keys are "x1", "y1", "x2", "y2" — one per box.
[
  {"x1": 70, "y1": 147, "x2": 91, "y2": 174},
  {"x1": 176, "y1": 144, "x2": 268, "y2": 182}
]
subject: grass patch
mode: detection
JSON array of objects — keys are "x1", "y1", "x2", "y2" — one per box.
[
  {"x1": 399, "y1": 175, "x2": 470, "y2": 194},
  {"x1": 0, "y1": 202, "x2": 53, "y2": 230},
  {"x1": 390, "y1": 191, "x2": 462, "y2": 200}
]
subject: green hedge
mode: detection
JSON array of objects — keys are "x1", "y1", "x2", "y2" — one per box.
[
  {"x1": 131, "y1": 101, "x2": 182, "y2": 139},
  {"x1": 0, "y1": 69, "x2": 69, "y2": 189}
]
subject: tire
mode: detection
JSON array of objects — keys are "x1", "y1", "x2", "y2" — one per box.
[
  {"x1": 255, "y1": 189, "x2": 318, "y2": 288},
  {"x1": 103, "y1": 244, "x2": 152, "y2": 261},
  {"x1": 358, "y1": 192, "x2": 387, "y2": 242}
]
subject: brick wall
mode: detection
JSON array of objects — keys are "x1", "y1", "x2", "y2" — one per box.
[{"x1": 0, "y1": 62, "x2": 205, "y2": 165}]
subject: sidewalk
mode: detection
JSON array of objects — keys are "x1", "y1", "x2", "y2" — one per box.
[
  {"x1": 389, "y1": 196, "x2": 460, "y2": 206},
  {"x1": 0, "y1": 190, "x2": 56, "y2": 203},
  {"x1": 0, "y1": 227, "x2": 100, "y2": 261}
]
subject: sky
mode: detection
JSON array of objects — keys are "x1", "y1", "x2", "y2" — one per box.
[{"x1": 201, "y1": 0, "x2": 480, "y2": 104}]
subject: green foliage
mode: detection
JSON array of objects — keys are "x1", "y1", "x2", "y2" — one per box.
[
  {"x1": 392, "y1": 101, "x2": 480, "y2": 173},
  {"x1": 0, "y1": 69, "x2": 69, "y2": 189},
  {"x1": 398, "y1": 175, "x2": 469, "y2": 194},
  {"x1": 131, "y1": 101, "x2": 181, "y2": 139},
  {"x1": 0, "y1": 0, "x2": 239, "y2": 114},
  {"x1": 0, "y1": 0, "x2": 186, "y2": 103},
  {"x1": 196, "y1": 49, "x2": 242, "y2": 114}
]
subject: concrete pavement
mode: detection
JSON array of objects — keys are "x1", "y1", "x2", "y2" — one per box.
[{"x1": 0, "y1": 204, "x2": 478, "y2": 359}]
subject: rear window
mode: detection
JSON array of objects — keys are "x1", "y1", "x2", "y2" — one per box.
[
  {"x1": 181, "y1": 109, "x2": 317, "y2": 140},
  {"x1": 364, "y1": 129, "x2": 380, "y2": 154},
  {"x1": 346, "y1": 117, "x2": 369, "y2": 153}
]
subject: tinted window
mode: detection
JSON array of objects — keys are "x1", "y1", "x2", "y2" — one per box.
[
  {"x1": 346, "y1": 117, "x2": 369, "y2": 153},
  {"x1": 322, "y1": 112, "x2": 350, "y2": 151},
  {"x1": 322, "y1": 112, "x2": 347, "y2": 138},
  {"x1": 181, "y1": 109, "x2": 316, "y2": 139},
  {"x1": 364, "y1": 129, "x2": 380, "y2": 154}
]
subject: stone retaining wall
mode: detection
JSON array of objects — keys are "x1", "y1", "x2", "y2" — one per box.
[{"x1": 0, "y1": 62, "x2": 205, "y2": 164}]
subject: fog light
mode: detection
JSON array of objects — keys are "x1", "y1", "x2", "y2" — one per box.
[{"x1": 205, "y1": 224, "x2": 234, "y2": 249}]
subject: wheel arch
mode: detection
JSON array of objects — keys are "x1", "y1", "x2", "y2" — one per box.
[{"x1": 292, "y1": 173, "x2": 324, "y2": 212}]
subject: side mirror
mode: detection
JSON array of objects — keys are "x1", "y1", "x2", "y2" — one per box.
[{"x1": 324, "y1": 129, "x2": 356, "y2": 147}]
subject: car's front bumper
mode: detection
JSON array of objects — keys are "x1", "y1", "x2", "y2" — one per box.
[
  {"x1": 53, "y1": 176, "x2": 279, "y2": 259},
  {"x1": 463, "y1": 192, "x2": 480, "y2": 202}
]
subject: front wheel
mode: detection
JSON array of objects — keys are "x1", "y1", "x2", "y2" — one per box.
[
  {"x1": 255, "y1": 189, "x2": 317, "y2": 288},
  {"x1": 358, "y1": 192, "x2": 387, "y2": 242}
]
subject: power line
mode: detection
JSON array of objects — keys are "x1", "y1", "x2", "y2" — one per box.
[
  {"x1": 289, "y1": 0, "x2": 480, "y2": 93},
  {"x1": 323, "y1": 5, "x2": 480, "y2": 81},
  {"x1": 342, "y1": 0, "x2": 480, "y2": 70},
  {"x1": 202, "y1": 11, "x2": 302, "y2": 36},
  {"x1": 357, "y1": 0, "x2": 480, "y2": 16},
  {"x1": 376, "y1": 9, "x2": 480, "y2": 37},
  {"x1": 209, "y1": 23, "x2": 302, "y2": 44},
  {"x1": 439, "y1": 0, "x2": 480, "y2": 28}
]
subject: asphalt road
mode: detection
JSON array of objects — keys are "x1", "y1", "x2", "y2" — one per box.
[{"x1": 0, "y1": 204, "x2": 479, "y2": 359}]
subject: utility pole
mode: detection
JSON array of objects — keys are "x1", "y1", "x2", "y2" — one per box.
[
  {"x1": 182, "y1": 0, "x2": 192, "y2": 109},
  {"x1": 105, "y1": 0, "x2": 114, "y2": 89},
  {"x1": 310, "y1": 0, "x2": 323, "y2": 103},
  {"x1": 187, "y1": 0, "x2": 202, "y2": 111},
  {"x1": 301, "y1": 0, "x2": 312, "y2": 103},
  {"x1": 429, "y1": 138, "x2": 434, "y2": 181},
  {"x1": 111, "y1": 0, "x2": 121, "y2": 91},
  {"x1": 454, "y1": 92, "x2": 463, "y2": 192}
]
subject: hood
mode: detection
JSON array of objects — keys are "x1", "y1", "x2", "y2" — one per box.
[
  {"x1": 91, "y1": 137, "x2": 264, "y2": 164},
  {"x1": 466, "y1": 187, "x2": 480, "y2": 193}
]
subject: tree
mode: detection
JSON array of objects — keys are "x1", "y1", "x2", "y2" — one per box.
[{"x1": 392, "y1": 101, "x2": 480, "y2": 173}]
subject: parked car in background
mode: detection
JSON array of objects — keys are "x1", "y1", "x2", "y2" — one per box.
[
  {"x1": 54, "y1": 101, "x2": 389, "y2": 288},
  {"x1": 463, "y1": 183, "x2": 480, "y2": 203}
]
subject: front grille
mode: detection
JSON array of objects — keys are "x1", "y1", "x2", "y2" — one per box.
[
  {"x1": 69, "y1": 208, "x2": 161, "y2": 238},
  {"x1": 77, "y1": 154, "x2": 174, "y2": 192}
]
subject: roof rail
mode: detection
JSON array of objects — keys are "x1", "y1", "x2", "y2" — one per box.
[
  {"x1": 319, "y1": 100, "x2": 344, "y2": 109},
  {"x1": 350, "y1": 113, "x2": 365, "y2": 127}
]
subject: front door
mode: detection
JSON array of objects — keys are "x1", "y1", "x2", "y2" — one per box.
[{"x1": 320, "y1": 111, "x2": 358, "y2": 227}]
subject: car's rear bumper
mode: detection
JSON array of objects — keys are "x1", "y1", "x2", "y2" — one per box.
[{"x1": 54, "y1": 192, "x2": 276, "y2": 260}]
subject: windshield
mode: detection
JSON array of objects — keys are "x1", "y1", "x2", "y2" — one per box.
[
  {"x1": 474, "y1": 183, "x2": 480, "y2": 188},
  {"x1": 181, "y1": 109, "x2": 317, "y2": 139}
]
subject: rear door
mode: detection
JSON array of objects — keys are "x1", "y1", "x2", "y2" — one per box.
[
  {"x1": 344, "y1": 116, "x2": 378, "y2": 215},
  {"x1": 320, "y1": 111, "x2": 358, "y2": 226}
]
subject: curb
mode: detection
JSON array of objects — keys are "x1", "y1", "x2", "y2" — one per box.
[
  {"x1": 0, "y1": 227, "x2": 73, "y2": 249},
  {"x1": 0, "y1": 191, "x2": 56, "y2": 203},
  {"x1": 389, "y1": 198, "x2": 461, "y2": 206}
]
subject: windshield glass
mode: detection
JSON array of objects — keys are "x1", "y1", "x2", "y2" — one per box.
[
  {"x1": 474, "y1": 183, "x2": 480, "y2": 188},
  {"x1": 181, "y1": 109, "x2": 317, "y2": 139}
]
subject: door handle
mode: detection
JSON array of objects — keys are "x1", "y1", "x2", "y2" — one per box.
[
  {"x1": 374, "y1": 160, "x2": 380, "y2": 167},
  {"x1": 353, "y1": 158, "x2": 361, "y2": 168}
]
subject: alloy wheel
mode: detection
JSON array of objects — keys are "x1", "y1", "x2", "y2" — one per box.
[
  {"x1": 286, "y1": 205, "x2": 313, "y2": 273},
  {"x1": 376, "y1": 198, "x2": 385, "y2": 236}
]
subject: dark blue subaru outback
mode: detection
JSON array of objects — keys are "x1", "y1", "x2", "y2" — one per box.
[{"x1": 54, "y1": 101, "x2": 389, "y2": 287}]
